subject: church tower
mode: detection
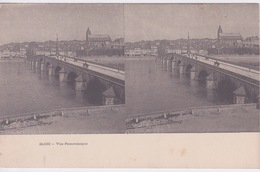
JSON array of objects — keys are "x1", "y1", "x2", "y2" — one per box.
[
  {"x1": 86, "y1": 27, "x2": 91, "y2": 49},
  {"x1": 187, "y1": 32, "x2": 190, "y2": 55},
  {"x1": 56, "y1": 34, "x2": 59, "y2": 56},
  {"x1": 217, "y1": 25, "x2": 223, "y2": 41}
]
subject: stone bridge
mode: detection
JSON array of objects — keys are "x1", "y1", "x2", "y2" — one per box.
[
  {"x1": 27, "y1": 55, "x2": 125, "y2": 105},
  {"x1": 158, "y1": 53, "x2": 259, "y2": 104}
]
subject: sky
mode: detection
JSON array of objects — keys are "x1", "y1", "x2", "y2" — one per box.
[
  {"x1": 125, "y1": 4, "x2": 259, "y2": 42},
  {"x1": 0, "y1": 3, "x2": 259, "y2": 44},
  {"x1": 0, "y1": 4, "x2": 125, "y2": 45}
]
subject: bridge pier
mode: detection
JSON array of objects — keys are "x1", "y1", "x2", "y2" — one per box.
[
  {"x1": 179, "y1": 62, "x2": 185, "y2": 74},
  {"x1": 75, "y1": 75, "x2": 85, "y2": 91},
  {"x1": 30, "y1": 60, "x2": 33, "y2": 69},
  {"x1": 206, "y1": 74, "x2": 218, "y2": 89},
  {"x1": 190, "y1": 67, "x2": 196, "y2": 80},
  {"x1": 167, "y1": 58, "x2": 172, "y2": 71},
  {"x1": 40, "y1": 62, "x2": 44, "y2": 72},
  {"x1": 257, "y1": 95, "x2": 260, "y2": 109},
  {"x1": 161, "y1": 57, "x2": 164, "y2": 66},
  {"x1": 165, "y1": 58, "x2": 168, "y2": 68},
  {"x1": 34, "y1": 61, "x2": 40, "y2": 73},
  {"x1": 171, "y1": 59, "x2": 176, "y2": 70},
  {"x1": 35, "y1": 61, "x2": 39, "y2": 71},
  {"x1": 48, "y1": 66, "x2": 54, "y2": 76},
  {"x1": 59, "y1": 68, "x2": 67, "y2": 81},
  {"x1": 162, "y1": 58, "x2": 167, "y2": 68}
]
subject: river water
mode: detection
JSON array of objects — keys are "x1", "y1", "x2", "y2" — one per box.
[
  {"x1": 126, "y1": 57, "x2": 230, "y2": 116},
  {"x1": 0, "y1": 61, "x2": 92, "y2": 117},
  {"x1": 1, "y1": 58, "x2": 230, "y2": 118}
]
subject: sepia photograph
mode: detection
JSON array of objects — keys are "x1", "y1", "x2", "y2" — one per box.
[
  {"x1": 0, "y1": 3, "x2": 259, "y2": 134},
  {"x1": 125, "y1": 4, "x2": 259, "y2": 133},
  {"x1": 0, "y1": 4, "x2": 126, "y2": 134},
  {"x1": 0, "y1": 2, "x2": 259, "y2": 169}
]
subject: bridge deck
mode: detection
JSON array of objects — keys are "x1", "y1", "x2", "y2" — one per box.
[
  {"x1": 49, "y1": 55, "x2": 125, "y2": 81},
  {"x1": 180, "y1": 53, "x2": 260, "y2": 82}
]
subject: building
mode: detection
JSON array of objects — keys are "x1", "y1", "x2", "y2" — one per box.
[
  {"x1": 242, "y1": 36, "x2": 259, "y2": 48},
  {"x1": 67, "y1": 51, "x2": 77, "y2": 58},
  {"x1": 124, "y1": 48, "x2": 142, "y2": 56},
  {"x1": 20, "y1": 48, "x2": 27, "y2": 58},
  {"x1": 2, "y1": 49, "x2": 11, "y2": 58},
  {"x1": 150, "y1": 46, "x2": 158, "y2": 56},
  {"x1": 0, "y1": 48, "x2": 25, "y2": 59},
  {"x1": 217, "y1": 25, "x2": 243, "y2": 46},
  {"x1": 198, "y1": 49, "x2": 208, "y2": 56},
  {"x1": 86, "y1": 27, "x2": 112, "y2": 50},
  {"x1": 109, "y1": 38, "x2": 124, "y2": 49},
  {"x1": 124, "y1": 46, "x2": 158, "y2": 57},
  {"x1": 35, "y1": 47, "x2": 46, "y2": 56}
]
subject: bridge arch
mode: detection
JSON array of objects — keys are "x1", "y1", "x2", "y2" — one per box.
[
  {"x1": 54, "y1": 66, "x2": 62, "y2": 80},
  {"x1": 39, "y1": 58, "x2": 43, "y2": 63},
  {"x1": 185, "y1": 64, "x2": 193, "y2": 78},
  {"x1": 67, "y1": 72, "x2": 78, "y2": 81},
  {"x1": 66, "y1": 71, "x2": 78, "y2": 89},
  {"x1": 44, "y1": 61, "x2": 52, "y2": 75},
  {"x1": 85, "y1": 77, "x2": 106, "y2": 105},
  {"x1": 54, "y1": 66, "x2": 62, "y2": 75},
  {"x1": 38, "y1": 58, "x2": 44, "y2": 66},
  {"x1": 197, "y1": 70, "x2": 209, "y2": 85},
  {"x1": 45, "y1": 61, "x2": 51, "y2": 68},
  {"x1": 176, "y1": 59, "x2": 182, "y2": 66},
  {"x1": 216, "y1": 78, "x2": 236, "y2": 103}
]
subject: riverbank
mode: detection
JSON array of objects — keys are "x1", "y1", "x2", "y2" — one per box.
[
  {"x1": 1, "y1": 103, "x2": 258, "y2": 134},
  {"x1": 0, "y1": 58, "x2": 25, "y2": 62},
  {"x1": 0, "y1": 105, "x2": 125, "y2": 134},
  {"x1": 126, "y1": 104, "x2": 260, "y2": 133}
]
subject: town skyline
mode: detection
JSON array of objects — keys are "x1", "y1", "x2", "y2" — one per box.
[
  {"x1": 0, "y1": 32, "x2": 258, "y2": 47},
  {"x1": 0, "y1": 4, "x2": 259, "y2": 45}
]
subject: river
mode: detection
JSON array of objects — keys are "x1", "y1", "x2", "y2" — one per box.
[
  {"x1": 125, "y1": 57, "x2": 230, "y2": 116},
  {"x1": 0, "y1": 61, "x2": 92, "y2": 117},
  {"x1": 1, "y1": 57, "x2": 231, "y2": 118}
]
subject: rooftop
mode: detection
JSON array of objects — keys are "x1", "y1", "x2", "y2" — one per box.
[
  {"x1": 88, "y1": 34, "x2": 111, "y2": 42},
  {"x1": 219, "y1": 33, "x2": 242, "y2": 38},
  {"x1": 233, "y1": 86, "x2": 246, "y2": 96},
  {"x1": 102, "y1": 87, "x2": 116, "y2": 97}
]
